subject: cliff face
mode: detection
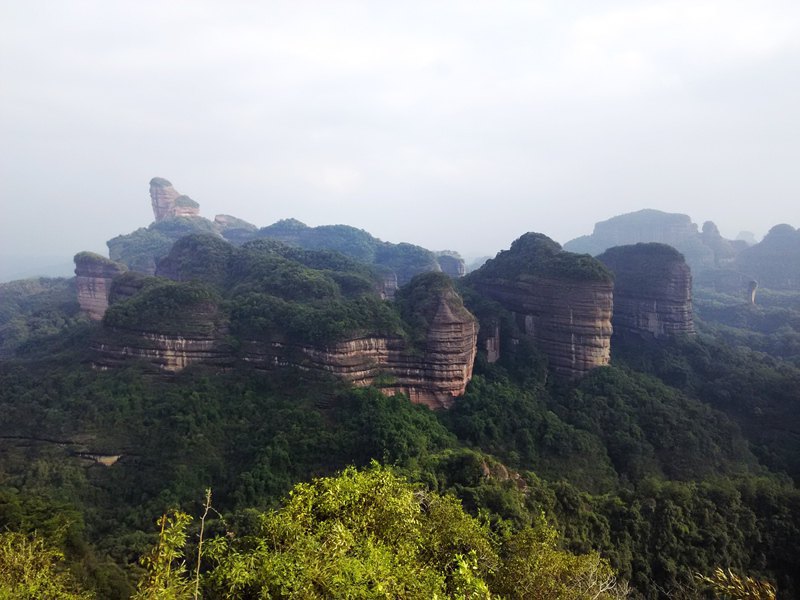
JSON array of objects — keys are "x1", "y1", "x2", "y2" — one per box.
[
  {"x1": 436, "y1": 253, "x2": 467, "y2": 278},
  {"x1": 94, "y1": 284, "x2": 230, "y2": 371},
  {"x1": 73, "y1": 252, "x2": 127, "y2": 320},
  {"x1": 240, "y1": 295, "x2": 477, "y2": 409},
  {"x1": 598, "y1": 244, "x2": 695, "y2": 338},
  {"x1": 92, "y1": 261, "x2": 478, "y2": 408},
  {"x1": 474, "y1": 276, "x2": 613, "y2": 377},
  {"x1": 469, "y1": 233, "x2": 613, "y2": 378},
  {"x1": 149, "y1": 178, "x2": 200, "y2": 221}
]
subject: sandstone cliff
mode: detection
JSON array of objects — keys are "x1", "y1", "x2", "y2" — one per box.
[
  {"x1": 468, "y1": 233, "x2": 613, "y2": 378},
  {"x1": 91, "y1": 240, "x2": 478, "y2": 409},
  {"x1": 73, "y1": 252, "x2": 127, "y2": 320},
  {"x1": 150, "y1": 178, "x2": 200, "y2": 221},
  {"x1": 94, "y1": 280, "x2": 231, "y2": 371},
  {"x1": 240, "y1": 292, "x2": 476, "y2": 409},
  {"x1": 598, "y1": 244, "x2": 695, "y2": 338}
]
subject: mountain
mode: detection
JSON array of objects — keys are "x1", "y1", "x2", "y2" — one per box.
[{"x1": 2, "y1": 185, "x2": 800, "y2": 598}]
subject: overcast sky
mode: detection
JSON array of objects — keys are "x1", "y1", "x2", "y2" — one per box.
[{"x1": 2, "y1": 0, "x2": 799, "y2": 279}]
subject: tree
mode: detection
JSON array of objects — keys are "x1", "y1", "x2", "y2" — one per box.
[{"x1": 0, "y1": 531, "x2": 93, "y2": 599}]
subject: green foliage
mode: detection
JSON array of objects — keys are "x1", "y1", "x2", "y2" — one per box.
[
  {"x1": 597, "y1": 242, "x2": 686, "y2": 291},
  {"x1": 208, "y1": 464, "x2": 497, "y2": 598},
  {"x1": 0, "y1": 531, "x2": 93, "y2": 599},
  {"x1": 132, "y1": 513, "x2": 193, "y2": 600},
  {"x1": 471, "y1": 232, "x2": 613, "y2": 283},
  {"x1": 493, "y1": 523, "x2": 627, "y2": 600},
  {"x1": 107, "y1": 218, "x2": 218, "y2": 274},
  {"x1": 613, "y1": 333, "x2": 800, "y2": 481},
  {"x1": 0, "y1": 277, "x2": 85, "y2": 357},
  {"x1": 256, "y1": 220, "x2": 441, "y2": 284},
  {"x1": 130, "y1": 464, "x2": 626, "y2": 599},
  {"x1": 395, "y1": 271, "x2": 474, "y2": 348},
  {"x1": 103, "y1": 280, "x2": 221, "y2": 336}
]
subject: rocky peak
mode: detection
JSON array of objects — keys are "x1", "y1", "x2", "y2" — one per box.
[
  {"x1": 598, "y1": 243, "x2": 695, "y2": 338},
  {"x1": 149, "y1": 177, "x2": 199, "y2": 221}
]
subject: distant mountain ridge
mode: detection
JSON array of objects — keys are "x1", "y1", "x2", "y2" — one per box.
[{"x1": 565, "y1": 208, "x2": 800, "y2": 296}]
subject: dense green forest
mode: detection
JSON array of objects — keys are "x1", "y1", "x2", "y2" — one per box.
[{"x1": 2, "y1": 237, "x2": 800, "y2": 598}]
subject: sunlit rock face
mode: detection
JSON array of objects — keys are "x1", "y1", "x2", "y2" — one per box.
[
  {"x1": 73, "y1": 252, "x2": 127, "y2": 320},
  {"x1": 598, "y1": 243, "x2": 695, "y2": 338},
  {"x1": 149, "y1": 177, "x2": 199, "y2": 221},
  {"x1": 468, "y1": 233, "x2": 614, "y2": 378}
]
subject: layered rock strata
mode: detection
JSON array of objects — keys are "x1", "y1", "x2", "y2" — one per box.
[
  {"x1": 73, "y1": 252, "x2": 127, "y2": 320},
  {"x1": 240, "y1": 296, "x2": 477, "y2": 409},
  {"x1": 474, "y1": 277, "x2": 613, "y2": 377},
  {"x1": 92, "y1": 274, "x2": 478, "y2": 408},
  {"x1": 92, "y1": 294, "x2": 231, "y2": 371},
  {"x1": 469, "y1": 233, "x2": 613, "y2": 378},
  {"x1": 598, "y1": 243, "x2": 695, "y2": 338},
  {"x1": 150, "y1": 177, "x2": 200, "y2": 221}
]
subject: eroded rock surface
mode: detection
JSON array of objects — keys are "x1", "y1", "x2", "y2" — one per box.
[
  {"x1": 469, "y1": 233, "x2": 613, "y2": 378},
  {"x1": 73, "y1": 252, "x2": 127, "y2": 320},
  {"x1": 240, "y1": 295, "x2": 476, "y2": 409},
  {"x1": 150, "y1": 178, "x2": 200, "y2": 221},
  {"x1": 598, "y1": 243, "x2": 695, "y2": 338}
]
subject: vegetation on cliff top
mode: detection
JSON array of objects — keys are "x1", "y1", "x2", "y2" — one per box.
[
  {"x1": 73, "y1": 251, "x2": 128, "y2": 271},
  {"x1": 597, "y1": 243, "x2": 689, "y2": 290},
  {"x1": 471, "y1": 232, "x2": 613, "y2": 284}
]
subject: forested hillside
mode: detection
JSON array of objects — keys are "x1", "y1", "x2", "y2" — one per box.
[{"x1": 2, "y1": 232, "x2": 800, "y2": 598}]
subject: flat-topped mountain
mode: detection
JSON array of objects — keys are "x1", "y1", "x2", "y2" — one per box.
[
  {"x1": 564, "y1": 209, "x2": 720, "y2": 272},
  {"x1": 467, "y1": 233, "x2": 614, "y2": 378},
  {"x1": 598, "y1": 243, "x2": 695, "y2": 338}
]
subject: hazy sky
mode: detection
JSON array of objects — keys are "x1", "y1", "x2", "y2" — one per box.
[{"x1": 2, "y1": 0, "x2": 799, "y2": 278}]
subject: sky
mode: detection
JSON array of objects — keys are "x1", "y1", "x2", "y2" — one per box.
[{"x1": 1, "y1": 0, "x2": 799, "y2": 279}]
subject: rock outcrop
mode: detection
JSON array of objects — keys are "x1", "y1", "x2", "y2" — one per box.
[
  {"x1": 149, "y1": 178, "x2": 200, "y2": 221},
  {"x1": 94, "y1": 281, "x2": 231, "y2": 371},
  {"x1": 240, "y1": 292, "x2": 477, "y2": 409},
  {"x1": 73, "y1": 252, "x2": 127, "y2": 320},
  {"x1": 91, "y1": 253, "x2": 478, "y2": 408},
  {"x1": 598, "y1": 244, "x2": 695, "y2": 338},
  {"x1": 468, "y1": 233, "x2": 613, "y2": 378},
  {"x1": 436, "y1": 252, "x2": 467, "y2": 278}
]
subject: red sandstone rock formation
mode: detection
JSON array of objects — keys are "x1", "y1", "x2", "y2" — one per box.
[
  {"x1": 598, "y1": 243, "x2": 695, "y2": 338},
  {"x1": 73, "y1": 252, "x2": 127, "y2": 320},
  {"x1": 149, "y1": 177, "x2": 200, "y2": 221},
  {"x1": 468, "y1": 233, "x2": 614, "y2": 378}
]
